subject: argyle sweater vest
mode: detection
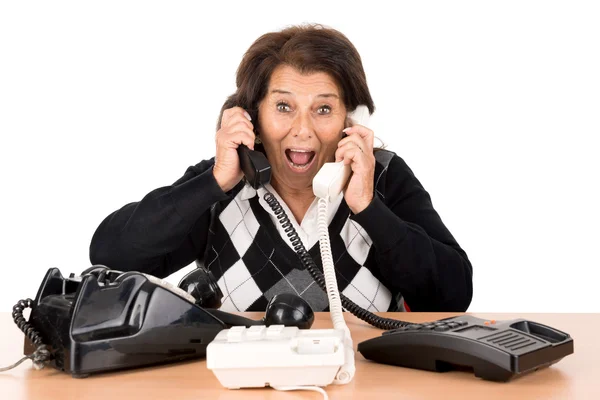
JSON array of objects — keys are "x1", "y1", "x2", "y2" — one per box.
[{"x1": 199, "y1": 150, "x2": 406, "y2": 313}]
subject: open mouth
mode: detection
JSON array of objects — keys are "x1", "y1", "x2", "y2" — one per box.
[{"x1": 285, "y1": 149, "x2": 316, "y2": 170}]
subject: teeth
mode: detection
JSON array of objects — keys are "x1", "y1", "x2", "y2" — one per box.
[
  {"x1": 289, "y1": 149, "x2": 312, "y2": 153},
  {"x1": 290, "y1": 162, "x2": 310, "y2": 168}
]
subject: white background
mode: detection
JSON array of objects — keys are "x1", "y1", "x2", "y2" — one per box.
[{"x1": 1, "y1": 1, "x2": 598, "y2": 313}]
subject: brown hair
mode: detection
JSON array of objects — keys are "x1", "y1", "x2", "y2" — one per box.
[{"x1": 216, "y1": 23, "x2": 375, "y2": 131}]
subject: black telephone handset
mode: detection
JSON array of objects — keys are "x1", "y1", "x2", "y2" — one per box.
[{"x1": 236, "y1": 144, "x2": 272, "y2": 189}]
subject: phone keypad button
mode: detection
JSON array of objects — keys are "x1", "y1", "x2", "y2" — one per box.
[
  {"x1": 247, "y1": 326, "x2": 266, "y2": 339},
  {"x1": 227, "y1": 326, "x2": 246, "y2": 342}
]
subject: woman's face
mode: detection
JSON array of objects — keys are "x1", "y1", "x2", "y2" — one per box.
[{"x1": 258, "y1": 65, "x2": 347, "y2": 192}]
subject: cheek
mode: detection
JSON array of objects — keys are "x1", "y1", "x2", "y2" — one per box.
[
  {"x1": 268, "y1": 118, "x2": 291, "y2": 132},
  {"x1": 319, "y1": 132, "x2": 343, "y2": 157},
  {"x1": 259, "y1": 117, "x2": 289, "y2": 145},
  {"x1": 259, "y1": 128, "x2": 289, "y2": 166}
]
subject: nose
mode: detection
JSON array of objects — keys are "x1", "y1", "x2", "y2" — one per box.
[{"x1": 292, "y1": 110, "x2": 314, "y2": 139}]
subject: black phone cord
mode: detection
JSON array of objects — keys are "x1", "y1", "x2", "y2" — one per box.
[
  {"x1": 1, "y1": 299, "x2": 51, "y2": 372},
  {"x1": 263, "y1": 189, "x2": 414, "y2": 330}
]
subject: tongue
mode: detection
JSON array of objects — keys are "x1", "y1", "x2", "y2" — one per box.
[{"x1": 288, "y1": 151, "x2": 312, "y2": 165}]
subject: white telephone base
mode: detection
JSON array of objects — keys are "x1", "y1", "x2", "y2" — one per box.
[{"x1": 206, "y1": 325, "x2": 345, "y2": 389}]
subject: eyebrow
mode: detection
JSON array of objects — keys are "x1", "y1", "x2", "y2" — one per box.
[{"x1": 270, "y1": 89, "x2": 339, "y2": 99}]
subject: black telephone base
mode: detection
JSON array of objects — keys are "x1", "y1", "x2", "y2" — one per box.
[
  {"x1": 357, "y1": 315, "x2": 574, "y2": 382},
  {"x1": 23, "y1": 268, "x2": 227, "y2": 377}
]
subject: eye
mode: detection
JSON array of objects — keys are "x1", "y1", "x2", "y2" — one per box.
[
  {"x1": 317, "y1": 105, "x2": 332, "y2": 115},
  {"x1": 276, "y1": 102, "x2": 291, "y2": 112}
]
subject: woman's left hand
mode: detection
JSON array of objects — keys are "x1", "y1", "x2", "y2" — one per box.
[{"x1": 335, "y1": 124, "x2": 376, "y2": 214}]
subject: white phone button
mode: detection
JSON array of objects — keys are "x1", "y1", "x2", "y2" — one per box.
[
  {"x1": 227, "y1": 326, "x2": 246, "y2": 342},
  {"x1": 246, "y1": 325, "x2": 266, "y2": 339},
  {"x1": 266, "y1": 325, "x2": 286, "y2": 338}
]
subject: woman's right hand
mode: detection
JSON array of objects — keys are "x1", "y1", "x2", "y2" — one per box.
[{"x1": 213, "y1": 107, "x2": 255, "y2": 192}]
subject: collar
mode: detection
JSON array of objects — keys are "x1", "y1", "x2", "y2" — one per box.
[
  {"x1": 241, "y1": 182, "x2": 344, "y2": 251},
  {"x1": 239, "y1": 182, "x2": 258, "y2": 200},
  {"x1": 238, "y1": 182, "x2": 343, "y2": 205}
]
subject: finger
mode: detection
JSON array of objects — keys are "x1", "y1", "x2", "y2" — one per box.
[
  {"x1": 338, "y1": 147, "x2": 363, "y2": 167},
  {"x1": 342, "y1": 125, "x2": 374, "y2": 151},
  {"x1": 222, "y1": 106, "x2": 250, "y2": 122},
  {"x1": 224, "y1": 120, "x2": 255, "y2": 135},
  {"x1": 222, "y1": 111, "x2": 254, "y2": 131},
  {"x1": 338, "y1": 135, "x2": 368, "y2": 155},
  {"x1": 221, "y1": 107, "x2": 253, "y2": 128},
  {"x1": 335, "y1": 142, "x2": 364, "y2": 163},
  {"x1": 217, "y1": 124, "x2": 255, "y2": 149},
  {"x1": 227, "y1": 129, "x2": 256, "y2": 150}
]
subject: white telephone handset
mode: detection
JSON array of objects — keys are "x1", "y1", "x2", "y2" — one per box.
[
  {"x1": 312, "y1": 105, "x2": 371, "y2": 200},
  {"x1": 347, "y1": 104, "x2": 370, "y2": 130}
]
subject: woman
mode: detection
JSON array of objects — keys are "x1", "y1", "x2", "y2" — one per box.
[{"x1": 89, "y1": 24, "x2": 473, "y2": 312}]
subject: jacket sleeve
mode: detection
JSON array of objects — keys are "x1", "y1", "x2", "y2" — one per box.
[
  {"x1": 350, "y1": 153, "x2": 473, "y2": 311},
  {"x1": 89, "y1": 158, "x2": 231, "y2": 278}
]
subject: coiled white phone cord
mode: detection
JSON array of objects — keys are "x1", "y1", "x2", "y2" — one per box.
[{"x1": 317, "y1": 196, "x2": 355, "y2": 384}]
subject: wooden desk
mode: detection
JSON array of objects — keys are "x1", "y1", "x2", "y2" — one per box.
[{"x1": 0, "y1": 312, "x2": 597, "y2": 399}]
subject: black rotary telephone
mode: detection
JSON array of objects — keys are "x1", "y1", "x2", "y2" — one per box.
[{"x1": 9, "y1": 265, "x2": 314, "y2": 378}]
